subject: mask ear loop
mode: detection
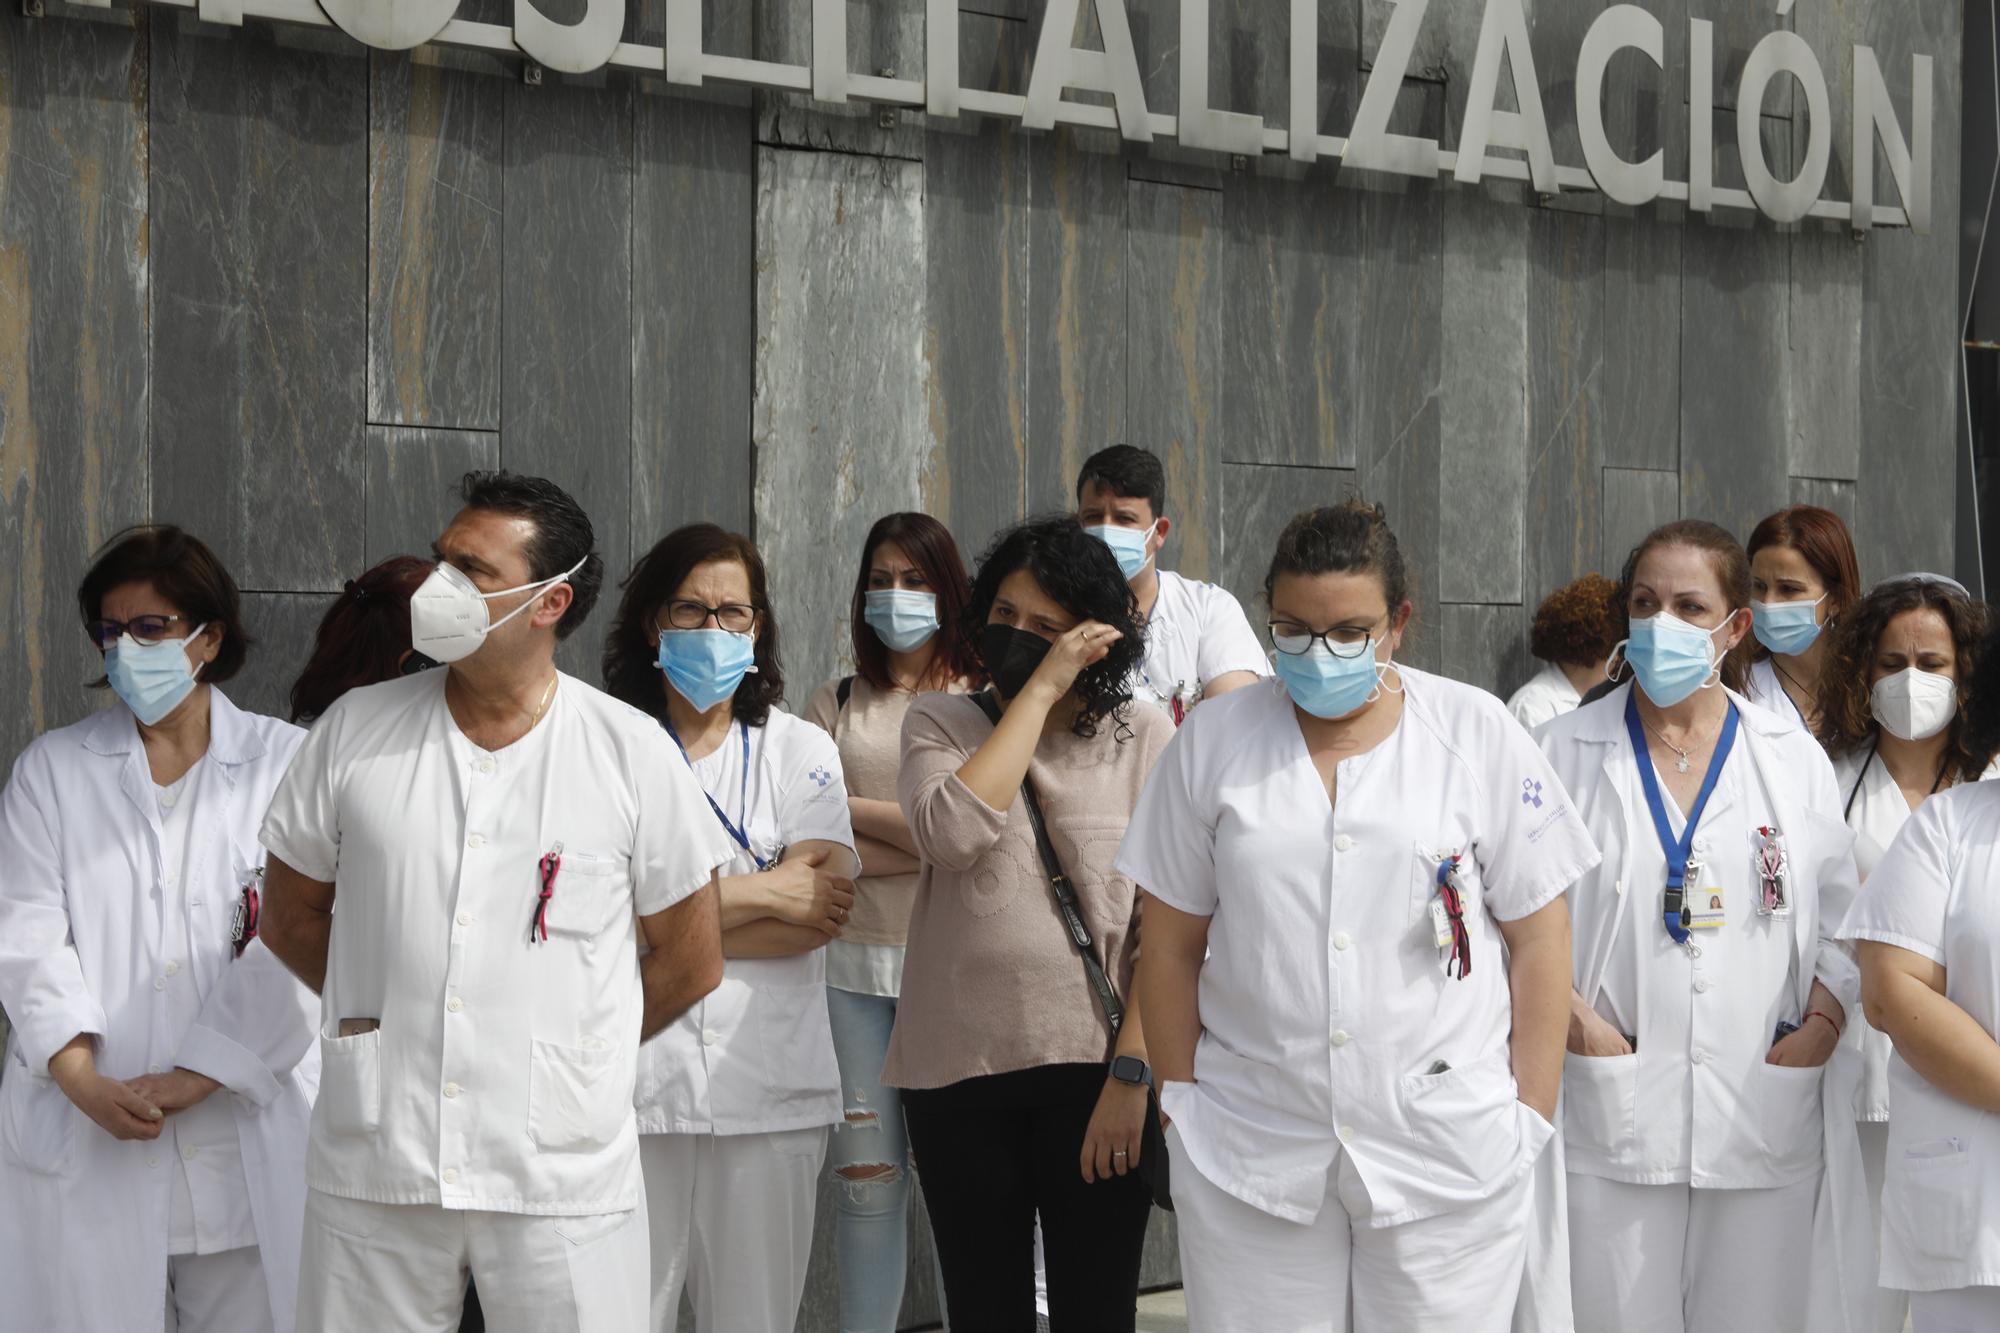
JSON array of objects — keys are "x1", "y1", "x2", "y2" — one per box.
[
  {"x1": 1361, "y1": 650, "x2": 1404, "y2": 706},
  {"x1": 1605, "y1": 641, "x2": 1631, "y2": 683}
]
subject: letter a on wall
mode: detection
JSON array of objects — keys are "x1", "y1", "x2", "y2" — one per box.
[{"x1": 1023, "y1": 0, "x2": 1154, "y2": 142}]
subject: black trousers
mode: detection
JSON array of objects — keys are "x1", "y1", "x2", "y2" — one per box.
[{"x1": 904, "y1": 1062, "x2": 1154, "y2": 1333}]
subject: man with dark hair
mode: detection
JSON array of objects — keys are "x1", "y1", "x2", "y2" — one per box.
[
  {"x1": 258, "y1": 471, "x2": 732, "y2": 1333},
  {"x1": 1076, "y1": 445, "x2": 1267, "y2": 723}
]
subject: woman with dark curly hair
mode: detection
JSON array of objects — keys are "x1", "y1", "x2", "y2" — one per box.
[
  {"x1": 1509, "y1": 574, "x2": 1622, "y2": 729},
  {"x1": 601, "y1": 523, "x2": 861, "y2": 1333},
  {"x1": 1841, "y1": 612, "x2": 2000, "y2": 1331},
  {"x1": 1815, "y1": 574, "x2": 1996, "y2": 1333},
  {"x1": 885, "y1": 515, "x2": 1171, "y2": 1332}
]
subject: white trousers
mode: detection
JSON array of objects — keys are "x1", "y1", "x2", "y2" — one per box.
[
  {"x1": 1567, "y1": 1173, "x2": 1817, "y2": 1333},
  {"x1": 295, "y1": 1188, "x2": 647, "y2": 1333},
  {"x1": 165, "y1": 1245, "x2": 272, "y2": 1333},
  {"x1": 1856, "y1": 1120, "x2": 1913, "y2": 1333},
  {"x1": 1910, "y1": 1285, "x2": 2000, "y2": 1332},
  {"x1": 641, "y1": 1127, "x2": 828, "y2": 1333},
  {"x1": 1168, "y1": 1125, "x2": 1532, "y2": 1333}
]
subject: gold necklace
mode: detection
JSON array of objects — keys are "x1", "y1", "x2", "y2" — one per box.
[{"x1": 529, "y1": 673, "x2": 558, "y2": 727}]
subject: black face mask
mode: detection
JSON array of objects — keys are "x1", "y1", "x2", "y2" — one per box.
[{"x1": 980, "y1": 623, "x2": 1055, "y2": 699}]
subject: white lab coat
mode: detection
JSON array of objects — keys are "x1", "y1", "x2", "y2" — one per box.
[
  {"x1": 1536, "y1": 684, "x2": 1867, "y2": 1331},
  {"x1": 1507, "y1": 662, "x2": 1583, "y2": 731},
  {"x1": 0, "y1": 691, "x2": 317, "y2": 1333}
]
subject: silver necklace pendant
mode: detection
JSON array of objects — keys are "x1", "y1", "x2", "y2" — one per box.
[{"x1": 1676, "y1": 754, "x2": 1691, "y2": 774}]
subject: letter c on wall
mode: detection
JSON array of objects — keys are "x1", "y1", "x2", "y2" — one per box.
[{"x1": 317, "y1": 0, "x2": 460, "y2": 50}]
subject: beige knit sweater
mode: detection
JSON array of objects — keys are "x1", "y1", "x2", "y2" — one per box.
[{"x1": 882, "y1": 691, "x2": 1174, "y2": 1090}]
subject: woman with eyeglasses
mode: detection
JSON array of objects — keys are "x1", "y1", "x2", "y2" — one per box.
[
  {"x1": 886, "y1": 515, "x2": 1170, "y2": 1332},
  {"x1": 1841, "y1": 620, "x2": 2000, "y2": 1333},
  {"x1": 1813, "y1": 575, "x2": 1997, "y2": 1333},
  {"x1": 0, "y1": 526, "x2": 318, "y2": 1333},
  {"x1": 1537, "y1": 520, "x2": 1864, "y2": 1333},
  {"x1": 801, "y1": 512, "x2": 982, "y2": 1333},
  {"x1": 1742, "y1": 505, "x2": 1863, "y2": 735},
  {"x1": 1122, "y1": 502, "x2": 1594, "y2": 1331},
  {"x1": 601, "y1": 524, "x2": 859, "y2": 1333}
]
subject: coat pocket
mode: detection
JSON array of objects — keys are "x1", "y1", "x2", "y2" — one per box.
[
  {"x1": 528, "y1": 1039, "x2": 625, "y2": 1152},
  {"x1": 1747, "y1": 1061, "x2": 1824, "y2": 1178},
  {"x1": 1561, "y1": 1051, "x2": 1638, "y2": 1160},
  {"x1": 316, "y1": 1026, "x2": 382, "y2": 1138},
  {"x1": 1884, "y1": 1137, "x2": 1974, "y2": 1270},
  {"x1": 1401, "y1": 1048, "x2": 1520, "y2": 1186},
  {"x1": 0, "y1": 1075, "x2": 76, "y2": 1176}
]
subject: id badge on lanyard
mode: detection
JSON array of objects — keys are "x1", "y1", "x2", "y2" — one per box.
[
  {"x1": 1430, "y1": 852, "x2": 1472, "y2": 979},
  {"x1": 1754, "y1": 825, "x2": 1791, "y2": 917},
  {"x1": 1625, "y1": 694, "x2": 1740, "y2": 948}
]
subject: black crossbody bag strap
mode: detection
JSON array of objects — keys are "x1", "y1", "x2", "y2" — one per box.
[{"x1": 971, "y1": 692, "x2": 1125, "y2": 1037}]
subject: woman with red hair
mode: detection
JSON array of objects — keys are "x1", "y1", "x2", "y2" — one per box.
[
  {"x1": 1744, "y1": 506, "x2": 1863, "y2": 734},
  {"x1": 288, "y1": 556, "x2": 435, "y2": 724}
]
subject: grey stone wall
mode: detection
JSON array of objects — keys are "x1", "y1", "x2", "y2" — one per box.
[{"x1": 0, "y1": 1, "x2": 1965, "y2": 1326}]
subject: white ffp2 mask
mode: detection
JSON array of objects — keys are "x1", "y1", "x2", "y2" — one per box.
[
  {"x1": 409, "y1": 555, "x2": 587, "y2": 664},
  {"x1": 1872, "y1": 667, "x2": 1958, "y2": 742}
]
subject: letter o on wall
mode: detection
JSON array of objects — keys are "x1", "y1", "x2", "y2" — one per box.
[
  {"x1": 317, "y1": 0, "x2": 461, "y2": 49},
  {"x1": 1737, "y1": 30, "x2": 1832, "y2": 223}
]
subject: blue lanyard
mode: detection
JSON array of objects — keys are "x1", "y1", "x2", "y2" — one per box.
[
  {"x1": 663, "y1": 718, "x2": 770, "y2": 871},
  {"x1": 1624, "y1": 693, "x2": 1739, "y2": 945}
]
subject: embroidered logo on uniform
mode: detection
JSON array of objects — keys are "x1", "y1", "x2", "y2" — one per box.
[
  {"x1": 808, "y1": 766, "x2": 833, "y2": 788},
  {"x1": 1521, "y1": 779, "x2": 1544, "y2": 809}
]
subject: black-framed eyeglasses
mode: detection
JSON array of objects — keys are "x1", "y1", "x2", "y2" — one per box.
[
  {"x1": 1267, "y1": 620, "x2": 1377, "y2": 659},
  {"x1": 661, "y1": 599, "x2": 760, "y2": 633},
  {"x1": 85, "y1": 615, "x2": 192, "y2": 651}
]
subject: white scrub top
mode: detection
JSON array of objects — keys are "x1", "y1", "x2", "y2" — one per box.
[
  {"x1": 1839, "y1": 781, "x2": 2000, "y2": 1292},
  {"x1": 1536, "y1": 685, "x2": 1863, "y2": 1189},
  {"x1": 261, "y1": 670, "x2": 730, "y2": 1216},
  {"x1": 1115, "y1": 671, "x2": 1599, "y2": 1226},
  {"x1": 1746, "y1": 657, "x2": 1810, "y2": 730},
  {"x1": 1507, "y1": 662, "x2": 1583, "y2": 731},
  {"x1": 1833, "y1": 747, "x2": 2000, "y2": 1123},
  {"x1": 1131, "y1": 569, "x2": 1269, "y2": 719},
  {"x1": 635, "y1": 709, "x2": 858, "y2": 1137}
]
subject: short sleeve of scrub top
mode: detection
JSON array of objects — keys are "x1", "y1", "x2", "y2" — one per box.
[
  {"x1": 634, "y1": 722, "x2": 740, "y2": 916},
  {"x1": 1840, "y1": 792, "x2": 1953, "y2": 966},
  {"x1": 1467, "y1": 703, "x2": 1603, "y2": 922},
  {"x1": 260, "y1": 702, "x2": 346, "y2": 882},
  {"x1": 1118, "y1": 722, "x2": 1218, "y2": 916}
]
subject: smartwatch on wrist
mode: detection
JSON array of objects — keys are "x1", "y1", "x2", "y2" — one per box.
[{"x1": 1109, "y1": 1055, "x2": 1153, "y2": 1089}]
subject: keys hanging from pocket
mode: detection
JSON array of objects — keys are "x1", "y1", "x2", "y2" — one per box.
[
  {"x1": 231, "y1": 866, "x2": 264, "y2": 958},
  {"x1": 1754, "y1": 826, "x2": 1790, "y2": 917},
  {"x1": 1433, "y1": 854, "x2": 1472, "y2": 980}
]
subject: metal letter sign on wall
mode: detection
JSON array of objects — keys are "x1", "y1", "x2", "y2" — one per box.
[{"x1": 54, "y1": 0, "x2": 1935, "y2": 233}]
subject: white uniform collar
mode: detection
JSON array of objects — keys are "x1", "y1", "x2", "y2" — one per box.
[{"x1": 78, "y1": 686, "x2": 266, "y2": 768}]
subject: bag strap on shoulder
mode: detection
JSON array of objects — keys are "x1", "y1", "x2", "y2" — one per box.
[
  {"x1": 969, "y1": 691, "x2": 1126, "y2": 1037},
  {"x1": 837, "y1": 675, "x2": 855, "y2": 711}
]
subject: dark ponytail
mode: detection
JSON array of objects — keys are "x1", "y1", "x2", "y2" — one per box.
[{"x1": 1263, "y1": 500, "x2": 1412, "y2": 611}]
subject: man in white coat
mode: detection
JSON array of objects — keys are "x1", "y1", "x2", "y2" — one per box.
[
  {"x1": 1075, "y1": 445, "x2": 1267, "y2": 723},
  {"x1": 259, "y1": 472, "x2": 731, "y2": 1333}
]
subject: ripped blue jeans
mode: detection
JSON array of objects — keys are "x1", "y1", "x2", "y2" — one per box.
[{"x1": 825, "y1": 986, "x2": 912, "y2": 1333}]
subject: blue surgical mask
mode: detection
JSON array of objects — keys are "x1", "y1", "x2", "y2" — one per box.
[
  {"x1": 1274, "y1": 640, "x2": 1388, "y2": 720},
  {"x1": 1085, "y1": 524, "x2": 1153, "y2": 582},
  {"x1": 105, "y1": 624, "x2": 209, "y2": 726},
  {"x1": 863, "y1": 589, "x2": 940, "y2": 653},
  {"x1": 1750, "y1": 595, "x2": 1826, "y2": 656},
  {"x1": 1621, "y1": 612, "x2": 1727, "y2": 708},
  {"x1": 657, "y1": 628, "x2": 758, "y2": 713}
]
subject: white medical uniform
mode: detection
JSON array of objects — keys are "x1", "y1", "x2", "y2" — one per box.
[
  {"x1": 1839, "y1": 781, "x2": 2000, "y2": 1315},
  {"x1": 1745, "y1": 657, "x2": 1810, "y2": 729},
  {"x1": 260, "y1": 670, "x2": 728, "y2": 1333},
  {"x1": 0, "y1": 691, "x2": 316, "y2": 1333},
  {"x1": 1130, "y1": 569, "x2": 1268, "y2": 719},
  {"x1": 1508, "y1": 662, "x2": 1583, "y2": 731},
  {"x1": 1536, "y1": 684, "x2": 1863, "y2": 1333},
  {"x1": 636, "y1": 709, "x2": 858, "y2": 1333},
  {"x1": 1825, "y1": 748, "x2": 2000, "y2": 1332},
  {"x1": 1116, "y1": 672, "x2": 1599, "y2": 1332}
]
